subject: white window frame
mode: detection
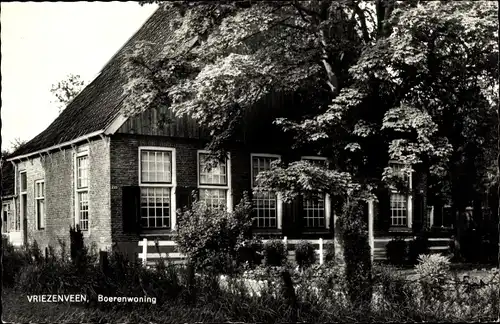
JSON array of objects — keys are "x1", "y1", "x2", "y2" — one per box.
[
  {"x1": 35, "y1": 180, "x2": 45, "y2": 230},
  {"x1": 301, "y1": 156, "x2": 332, "y2": 229},
  {"x1": 388, "y1": 162, "x2": 412, "y2": 228},
  {"x1": 17, "y1": 170, "x2": 27, "y2": 233},
  {"x1": 2, "y1": 202, "x2": 12, "y2": 233},
  {"x1": 426, "y1": 205, "x2": 434, "y2": 228},
  {"x1": 197, "y1": 150, "x2": 232, "y2": 212},
  {"x1": 250, "y1": 153, "x2": 282, "y2": 229},
  {"x1": 74, "y1": 150, "x2": 90, "y2": 231},
  {"x1": 138, "y1": 147, "x2": 177, "y2": 230}
]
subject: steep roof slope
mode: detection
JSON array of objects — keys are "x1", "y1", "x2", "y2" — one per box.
[{"x1": 11, "y1": 6, "x2": 174, "y2": 158}]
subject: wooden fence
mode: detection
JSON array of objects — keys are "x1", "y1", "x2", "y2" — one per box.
[
  {"x1": 138, "y1": 236, "x2": 453, "y2": 266},
  {"x1": 138, "y1": 237, "x2": 337, "y2": 267}
]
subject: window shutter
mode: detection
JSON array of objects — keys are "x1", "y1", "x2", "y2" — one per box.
[
  {"x1": 176, "y1": 186, "x2": 198, "y2": 211},
  {"x1": 122, "y1": 186, "x2": 140, "y2": 234},
  {"x1": 294, "y1": 197, "x2": 303, "y2": 233},
  {"x1": 377, "y1": 189, "x2": 391, "y2": 232},
  {"x1": 413, "y1": 194, "x2": 424, "y2": 231},
  {"x1": 283, "y1": 196, "x2": 300, "y2": 237}
]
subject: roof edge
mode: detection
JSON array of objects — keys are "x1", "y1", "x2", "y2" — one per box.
[{"x1": 7, "y1": 130, "x2": 105, "y2": 162}]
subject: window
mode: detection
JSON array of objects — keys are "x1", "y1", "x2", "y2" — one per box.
[
  {"x1": 198, "y1": 152, "x2": 230, "y2": 210},
  {"x1": 35, "y1": 180, "x2": 45, "y2": 230},
  {"x1": 140, "y1": 187, "x2": 170, "y2": 228},
  {"x1": 18, "y1": 171, "x2": 26, "y2": 232},
  {"x1": 75, "y1": 153, "x2": 89, "y2": 231},
  {"x1": 140, "y1": 150, "x2": 172, "y2": 183},
  {"x1": 426, "y1": 206, "x2": 434, "y2": 228},
  {"x1": 390, "y1": 193, "x2": 408, "y2": 226},
  {"x1": 20, "y1": 172, "x2": 27, "y2": 192},
  {"x1": 139, "y1": 148, "x2": 175, "y2": 229},
  {"x1": 301, "y1": 157, "x2": 328, "y2": 228},
  {"x1": 388, "y1": 162, "x2": 412, "y2": 227},
  {"x1": 251, "y1": 154, "x2": 280, "y2": 228},
  {"x1": 2, "y1": 203, "x2": 11, "y2": 233}
]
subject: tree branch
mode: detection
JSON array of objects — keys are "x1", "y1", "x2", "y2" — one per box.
[
  {"x1": 353, "y1": 3, "x2": 371, "y2": 43},
  {"x1": 292, "y1": 0, "x2": 319, "y2": 23}
]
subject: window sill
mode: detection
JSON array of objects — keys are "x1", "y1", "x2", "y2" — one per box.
[
  {"x1": 388, "y1": 227, "x2": 412, "y2": 233},
  {"x1": 141, "y1": 228, "x2": 174, "y2": 235},
  {"x1": 252, "y1": 228, "x2": 282, "y2": 236}
]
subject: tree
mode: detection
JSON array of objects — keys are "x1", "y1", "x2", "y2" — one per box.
[
  {"x1": 2, "y1": 137, "x2": 27, "y2": 158},
  {"x1": 125, "y1": 1, "x2": 498, "y2": 261},
  {"x1": 50, "y1": 74, "x2": 86, "y2": 114}
]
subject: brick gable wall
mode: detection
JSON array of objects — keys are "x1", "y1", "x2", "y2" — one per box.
[{"x1": 15, "y1": 138, "x2": 112, "y2": 252}]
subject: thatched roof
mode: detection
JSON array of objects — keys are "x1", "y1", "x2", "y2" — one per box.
[{"x1": 11, "y1": 6, "x2": 175, "y2": 158}]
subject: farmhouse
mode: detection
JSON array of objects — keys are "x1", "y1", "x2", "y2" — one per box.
[{"x1": 3, "y1": 7, "x2": 454, "y2": 262}]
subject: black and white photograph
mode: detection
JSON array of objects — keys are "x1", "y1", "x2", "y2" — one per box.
[{"x1": 1, "y1": 1, "x2": 499, "y2": 323}]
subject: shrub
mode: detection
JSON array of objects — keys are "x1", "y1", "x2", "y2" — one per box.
[
  {"x1": 415, "y1": 253, "x2": 451, "y2": 301},
  {"x1": 26, "y1": 240, "x2": 44, "y2": 264},
  {"x1": 69, "y1": 225, "x2": 90, "y2": 270},
  {"x1": 57, "y1": 238, "x2": 68, "y2": 262},
  {"x1": 323, "y1": 241, "x2": 336, "y2": 264},
  {"x1": 175, "y1": 193, "x2": 253, "y2": 274},
  {"x1": 263, "y1": 239, "x2": 287, "y2": 267},
  {"x1": 237, "y1": 237, "x2": 264, "y2": 267},
  {"x1": 408, "y1": 234, "x2": 430, "y2": 265},
  {"x1": 386, "y1": 237, "x2": 407, "y2": 266},
  {"x1": 2, "y1": 236, "x2": 31, "y2": 287},
  {"x1": 336, "y1": 199, "x2": 372, "y2": 306},
  {"x1": 373, "y1": 265, "x2": 415, "y2": 306},
  {"x1": 295, "y1": 240, "x2": 316, "y2": 269}
]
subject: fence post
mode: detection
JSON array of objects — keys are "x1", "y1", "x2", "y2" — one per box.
[
  {"x1": 319, "y1": 238, "x2": 324, "y2": 265},
  {"x1": 368, "y1": 199, "x2": 374, "y2": 264},
  {"x1": 283, "y1": 236, "x2": 288, "y2": 260},
  {"x1": 142, "y1": 238, "x2": 148, "y2": 266}
]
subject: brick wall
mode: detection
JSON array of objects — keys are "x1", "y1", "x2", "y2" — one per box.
[
  {"x1": 14, "y1": 138, "x2": 112, "y2": 252},
  {"x1": 109, "y1": 134, "x2": 260, "y2": 255},
  {"x1": 110, "y1": 134, "x2": 339, "y2": 258},
  {"x1": 87, "y1": 139, "x2": 112, "y2": 249},
  {"x1": 109, "y1": 134, "x2": 203, "y2": 245}
]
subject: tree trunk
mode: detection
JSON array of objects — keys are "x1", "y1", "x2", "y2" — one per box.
[{"x1": 473, "y1": 193, "x2": 483, "y2": 229}]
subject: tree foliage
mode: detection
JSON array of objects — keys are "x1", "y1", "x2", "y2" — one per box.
[
  {"x1": 50, "y1": 74, "x2": 86, "y2": 114},
  {"x1": 125, "y1": 1, "x2": 498, "y2": 220}
]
